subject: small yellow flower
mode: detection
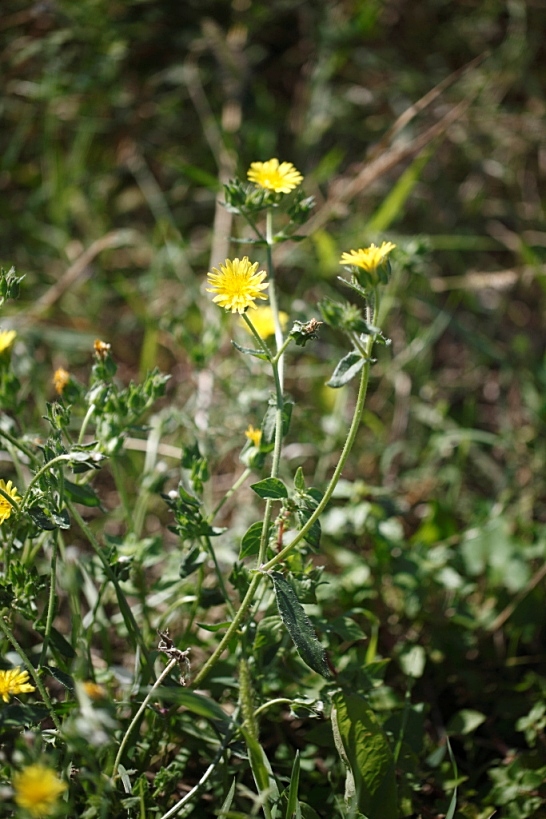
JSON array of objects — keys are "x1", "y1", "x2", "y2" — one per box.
[
  {"x1": 52, "y1": 368, "x2": 70, "y2": 395},
  {"x1": 81, "y1": 680, "x2": 106, "y2": 700},
  {"x1": 241, "y1": 305, "x2": 289, "y2": 339},
  {"x1": 13, "y1": 764, "x2": 67, "y2": 817},
  {"x1": 0, "y1": 479, "x2": 22, "y2": 525},
  {"x1": 207, "y1": 257, "x2": 269, "y2": 314},
  {"x1": 0, "y1": 667, "x2": 35, "y2": 703},
  {"x1": 93, "y1": 339, "x2": 111, "y2": 359},
  {"x1": 0, "y1": 329, "x2": 16, "y2": 354},
  {"x1": 339, "y1": 241, "x2": 396, "y2": 272},
  {"x1": 245, "y1": 425, "x2": 262, "y2": 447},
  {"x1": 247, "y1": 158, "x2": 303, "y2": 194}
]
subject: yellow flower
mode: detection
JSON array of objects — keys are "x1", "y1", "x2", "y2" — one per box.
[
  {"x1": 0, "y1": 329, "x2": 16, "y2": 354},
  {"x1": 247, "y1": 158, "x2": 303, "y2": 194},
  {"x1": 0, "y1": 479, "x2": 22, "y2": 524},
  {"x1": 81, "y1": 680, "x2": 107, "y2": 700},
  {"x1": 207, "y1": 257, "x2": 269, "y2": 314},
  {"x1": 241, "y1": 305, "x2": 289, "y2": 339},
  {"x1": 245, "y1": 425, "x2": 262, "y2": 447},
  {"x1": 52, "y1": 368, "x2": 70, "y2": 395},
  {"x1": 13, "y1": 764, "x2": 67, "y2": 817},
  {"x1": 339, "y1": 241, "x2": 396, "y2": 272},
  {"x1": 0, "y1": 667, "x2": 35, "y2": 703},
  {"x1": 93, "y1": 339, "x2": 111, "y2": 359}
]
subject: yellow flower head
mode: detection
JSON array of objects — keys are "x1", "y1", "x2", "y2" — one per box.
[
  {"x1": 81, "y1": 680, "x2": 107, "y2": 700},
  {"x1": 0, "y1": 479, "x2": 22, "y2": 525},
  {"x1": 0, "y1": 329, "x2": 17, "y2": 354},
  {"x1": 241, "y1": 305, "x2": 289, "y2": 339},
  {"x1": 52, "y1": 368, "x2": 70, "y2": 396},
  {"x1": 0, "y1": 667, "x2": 35, "y2": 703},
  {"x1": 245, "y1": 425, "x2": 262, "y2": 448},
  {"x1": 339, "y1": 241, "x2": 396, "y2": 272},
  {"x1": 207, "y1": 257, "x2": 269, "y2": 314},
  {"x1": 93, "y1": 339, "x2": 111, "y2": 359},
  {"x1": 247, "y1": 158, "x2": 303, "y2": 194},
  {"x1": 13, "y1": 764, "x2": 67, "y2": 817}
]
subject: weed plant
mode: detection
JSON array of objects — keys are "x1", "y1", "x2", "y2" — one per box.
[{"x1": 2, "y1": 1, "x2": 546, "y2": 818}]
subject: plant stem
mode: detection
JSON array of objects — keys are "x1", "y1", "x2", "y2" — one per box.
[
  {"x1": 19, "y1": 453, "x2": 74, "y2": 511},
  {"x1": 78, "y1": 402, "x2": 96, "y2": 444},
  {"x1": 210, "y1": 467, "x2": 251, "y2": 519},
  {"x1": 39, "y1": 531, "x2": 60, "y2": 667},
  {"x1": 261, "y1": 297, "x2": 380, "y2": 572},
  {"x1": 111, "y1": 656, "x2": 179, "y2": 781},
  {"x1": 191, "y1": 572, "x2": 261, "y2": 689},
  {"x1": 0, "y1": 427, "x2": 37, "y2": 463}
]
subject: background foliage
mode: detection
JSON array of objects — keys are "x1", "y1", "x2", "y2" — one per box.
[{"x1": 1, "y1": 0, "x2": 546, "y2": 817}]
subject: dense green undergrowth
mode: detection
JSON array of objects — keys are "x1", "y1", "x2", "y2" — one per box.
[{"x1": 0, "y1": 1, "x2": 545, "y2": 817}]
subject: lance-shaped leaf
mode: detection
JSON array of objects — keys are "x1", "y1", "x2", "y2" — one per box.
[{"x1": 270, "y1": 572, "x2": 331, "y2": 679}]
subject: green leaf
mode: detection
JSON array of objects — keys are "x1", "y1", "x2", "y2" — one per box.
[
  {"x1": 331, "y1": 691, "x2": 397, "y2": 819},
  {"x1": 262, "y1": 397, "x2": 293, "y2": 445},
  {"x1": 27, "y1": 506, "x2": 70, "y2": 531},
  {"x1": 240, "y1": 521, "x2": 271, "y2": 559},
  {"x1": 241, "y1": 725, "x2": 279, "y2": 817},
  {"x1": 156, "y1": 688, "x2": 229, "y2": 726},
  {"x1": 251, "y1": 478, "x2": 288, "y2": 501},
  {"x1": 231, "y1": 339, "x2": 270, "y2": 360},
  {"x1": 196, "y1": 621, "x2": 231, "y2": 633},
  {"x1": 294, "y1": 467, "x2": 306, "y2": 493},
  {"x1": 0, "y1": 704, "x2": 50, "y2": 730},
  {"x1": 44, "y1": 664, "x2": 75, "y2": 689},
  {"x1": 296, "y1": 505, "x2": 321, "y2": 550},
  {"x1": 398, "y1": 644, "x2": 426, "y2": 679},
  {"x1": 217, "y1": 779, "x2": 236, "y2": 819},
  {"x1": 270, "y1": 573, "x2": 331, "y2": 679},
  {"x1": 447, "y1": 709, "x2": 486, "y2": 736},
  {"x1": 64, "y1": 480, "x2": 101, "y2": 507},
  {"x1": 48, "y1": 629, "x2": 76, "y2": 660},
  {"x1": 326, "y1": 351, "x2": 365, "y2": 388},
  {"x1": 285, "y1": 751, "x2": 301, "y2": 819}
]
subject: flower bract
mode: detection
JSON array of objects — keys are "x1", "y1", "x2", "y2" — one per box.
[
  {"x1": 207, "y1": 257, "x2": 268, "y2": 314},
  {"x1": 339, "y1": 241, "x2": 396, "y2": 272},
  {"x1": 247, "y1": 158, "x2": 303, "y2": 194},
  {"x1": 0, "y1": 329, "x2": 16, "y2": 354},
  {"x1": 241, "y1": 305, "x2": 288, "y2": 339},
  {"x1": 13, "y1": 764, "x2": 67, "y2": 817},
  {"x1": 0, "y1": 479, "x2": 22, "y2": 524},
  {"x1": 0, "y1": 667, "x2": 35, "y2": 703}
]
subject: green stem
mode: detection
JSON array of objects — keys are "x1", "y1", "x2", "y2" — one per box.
[
  {"x1": 0, "y1": 614, "x2": 62, "y2": 731},
  {"x1": 210, "y1": 467, "x2": 251, "y2": 520},
  {"x1": 19, "y1": 454, "x2": 74, "y2": 511},
  {"x1": 261, "y1": 297, "x2": 380, "y2": 573},
  {"x1": 0, "y1": 427, "x2": 37, "y2": 464},
  {"x1": 78, "y1": 403, "x2": 96, "y2": 444},
  {"x1": 253, "y1": 697, "x2": 293, "y2": 718},
  {"x1": 68, "y1": 502, "x2": 151, "y2": 661},
  {"x1": 39, "y1": 531, "x2": 60, "y2": 667},
  {"x1": 203, "y1": 535, "x2": 235, "y2": 619},
  {"x1": 111, "y1": 656, "x2": 179, "y2": 781},
  {"x1": 191, "y1": 572, "x2": 261, "y2": 689}
]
